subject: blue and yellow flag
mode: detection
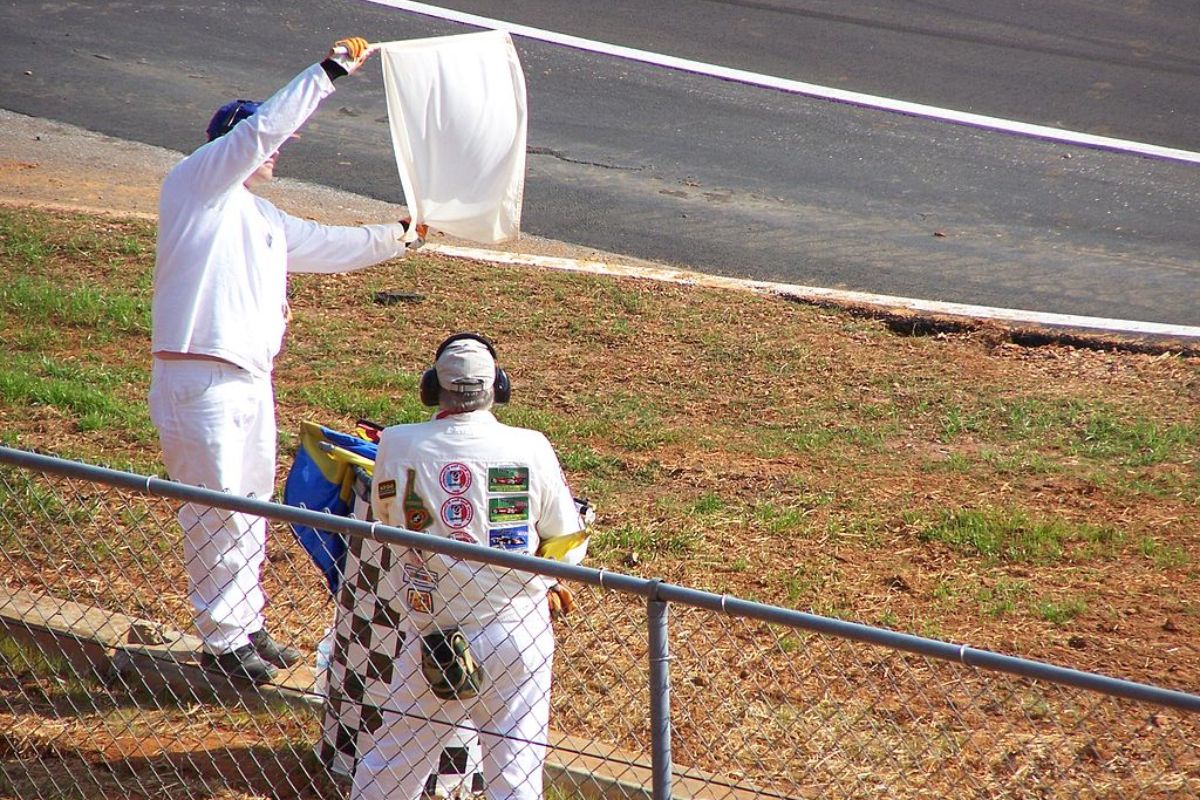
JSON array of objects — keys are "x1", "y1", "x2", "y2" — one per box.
[{"x1": 283, "y1": 421, "x2": 378, "y2": 595}]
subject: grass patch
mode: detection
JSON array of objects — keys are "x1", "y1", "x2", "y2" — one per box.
[
  {"x1": 1034, "y1": 597, "x2": 1089, "y2": 625},
  {"x1": 0, "y1": 633, "x2": 102, "y2": 698},
  {"x1": 0, "y1": 275, "x2": 149, "y2": 334},
  {"x1": 1074, "y1": 412, "x2": 1199, "y2": 466},
  {"x1": 687, "y1": 493, "x2": 727, "y2": 516},
  {"x1": 914, "y1": 508, "x2": 1121, "y2": 564},
  {"x1": 939, "y1": 395, "x2": 1200, "y2": 468},
  {"x1": 0, "y1": 467, "x2": 101, "y2": 532},
  {"x1": 976, "y1": 578, "x2": 1031, "y2": 618},
  {"x1": 0, "y1": 355, "x2": 148, "y2": 432},
  {"x1": 557, "y1": 446, "x2": 624, "y2": 476},
  {"x1": 284, "y1": 381, "x2": 433, "y2": 427},
  {"x1": 0, "y1": 632, "x2": 70, "y2": 680},
  {"x1": 592, "y1": 523, "x2": 699, "y2": 559},
  {"x1": 751, "y1": 501, "x2": 811, "y2": 534},
  {"x1": 1138, "y1": 536, "x2": 1190, "y2": 569}
]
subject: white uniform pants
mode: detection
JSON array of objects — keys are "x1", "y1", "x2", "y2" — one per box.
[
  {"x1": 149, "y1": 358, "x2": 276, "y2": 653},
  {"x1": 352, "y1": 608, "x2": 555, "y2": 800}
]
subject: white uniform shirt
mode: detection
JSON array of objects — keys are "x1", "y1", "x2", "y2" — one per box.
[
  {"x1": 371, "y1": 410, "x2": 586, "y2": 633},
  {"x1": 153, "y1": 63, "x2": 409, "y2": 377}
]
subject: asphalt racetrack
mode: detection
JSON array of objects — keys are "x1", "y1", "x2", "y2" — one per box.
[{"x1": 1, "y1": 0, "x2": 1196, "y2": 325}]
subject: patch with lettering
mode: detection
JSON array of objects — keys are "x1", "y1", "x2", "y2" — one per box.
[
  {"x1": 403, "y1": 563, "x2": 440, "y2": 592},
  {"x1": 406, "y1": 588, "x2": 434, "y2": 615},
  {"x1": 439, "y1": 463, "x2": 473, "y2": 495},
  {"x1": 488, "y1": 525, "x2": 530, "y2": 552},
  {"x1": 488, "y1": 495, "x2": 529, "y2": 523},
  {"x1": 402, "y1": 468, "x2": 433, "y2": 531},
  {"x1": 377, "y1": 479, "x2": 397, "y2": 499},
  {"x1": 440, "y1": 497, "x2": 474, "y2": 529},
  {"x1": 488, "y1": 466, "x2": 529, "y2": 493},
  {"x1": 448, "y1": 530, "x2": 477, "y2": 545}
]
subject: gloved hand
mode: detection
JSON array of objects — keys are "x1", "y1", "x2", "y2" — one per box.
[
  {"x1": 401, "y1": 218, "x2": 429, "y2": 250},
  {"x1": 326, "y1": 37, "x2": 372, "y2": 76},
  {"x1": 547, "y1": 583, "x2": 576, "y2": 620}
]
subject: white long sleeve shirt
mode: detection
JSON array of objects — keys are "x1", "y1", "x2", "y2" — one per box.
[
  {"x1": 371, "y1": 410, "x2": 587, "y2": 633},
  {"x1": 153, "y1": 63, "x2": 408, "y2": 377}
]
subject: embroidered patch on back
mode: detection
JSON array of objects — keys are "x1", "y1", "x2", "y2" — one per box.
[
  {"x1": 440, "y1": 497, "x2": 475, "y2": 529},
  {"x1": 488, "y1": 525, "x2": 529, "y2": 551},
  {"x1": 448, "y1": 530, "x2": 476, "y2": 545},
  {"x1": 377, "y1": 479, "x2": 397, "y2": 499},
  {"x1": 406, "y1": 588, "x2": 434, "y2": 614},
  {"x1": 403, "y1": 468, "x2": 433, "y2": 531},
  {"x1": 439, "y1": 463, "x2": 473, "y2": 494},
  {"x1": 488, "y1": 495, "x2": 529, "y2": 523},
  {"x1": 488, "y1": 466, "x2": 529, "y2": 493},
  {"x1": 403, "y1": 564, "x2": 440, "y2": 592}
]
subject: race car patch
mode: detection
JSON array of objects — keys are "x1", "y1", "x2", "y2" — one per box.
[
  {"x1": 439, "y1": 463, "x2": 473, "y2": 495},
  {"x1": 488, "y1": 525, "x2": 530, "y2": 552},
  {"x1": 488, "y1": 466, "x2": 529, "y2": 493},
  {"x1": 488, "y1": 495, "x2": 529, "y2": 523},
  {"x1": 440, "y1": 497, "x2": 474, "y2": 529}
]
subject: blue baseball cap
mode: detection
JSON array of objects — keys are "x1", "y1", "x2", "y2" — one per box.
[{"x1": 206, "y1": 99, "x2": 261, "y2": 141}]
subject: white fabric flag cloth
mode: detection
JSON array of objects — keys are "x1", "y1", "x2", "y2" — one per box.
[{"x1": 380, "y1": 30, "x2": 528, "y2": 245}]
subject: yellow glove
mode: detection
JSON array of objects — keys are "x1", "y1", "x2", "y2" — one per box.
[
  {"x1": 547, "y1": 583, "x2": 576, "y2": 620},
  {"x1": 328, "y1": 37, "x2": 372, "y2": 75}
]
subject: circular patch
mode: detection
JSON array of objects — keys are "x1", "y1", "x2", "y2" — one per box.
[
  {"x1": 439, "y1": 463, "x2": 473, "y2": 495},
  {"x1": 440, "y1": 497, "x2": 474, "y2": 529}
]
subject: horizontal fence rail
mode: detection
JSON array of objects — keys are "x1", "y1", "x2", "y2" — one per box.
[{"x1": 1, "y1": 445, "x2": 1197, "y2": 799}]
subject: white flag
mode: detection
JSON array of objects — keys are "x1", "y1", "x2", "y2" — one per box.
[{"x1": 380, "y1": 30, "x2": 528, "y2": 244}]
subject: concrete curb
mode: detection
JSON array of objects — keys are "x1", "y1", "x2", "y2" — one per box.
[{"x1": 425, "y1": 244, "x2": 1200, "y2": 350}]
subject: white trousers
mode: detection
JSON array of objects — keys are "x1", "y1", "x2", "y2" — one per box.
[
  {"x1": 149, "y1": 358, "x2": 276, "y2": 653},
  {"x1": 352, "y1": 608, "x2": 555, "y2": 800}
]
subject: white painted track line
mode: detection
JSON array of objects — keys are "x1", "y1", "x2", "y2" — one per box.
[
  {"x1": 365, "y1": 1, "x2": 1198, "y2": 338},
  {"x1": 362, "y1": 0, "x2": 1200, "y2": 166},
  {"x1": 426, "y1": 243, "x2": 1200, "y2": 340}
]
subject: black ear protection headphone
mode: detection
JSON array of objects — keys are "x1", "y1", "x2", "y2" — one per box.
[{"x1": 419, "y1": 333, "x2": 511, "y2": 407}]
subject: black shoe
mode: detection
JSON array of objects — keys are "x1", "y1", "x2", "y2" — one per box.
[
  {"x1": 201, "y1": 644, "x2": 278, "y2": 684},
  {"x1": 249, "y1": 629, "x2": 302, "y2": 668}
]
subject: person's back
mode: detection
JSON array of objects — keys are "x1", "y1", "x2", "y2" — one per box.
[
  {"x1": 354, "y1": 332, "x2": 590, "y2": 800},
  {"x1": 374, "y1": 409, "x2": 579, "y2": 633}
]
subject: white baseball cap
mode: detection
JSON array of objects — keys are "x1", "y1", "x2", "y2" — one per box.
[{"x1": 435, "y1": 338, "x2": 496, "y2": 392}]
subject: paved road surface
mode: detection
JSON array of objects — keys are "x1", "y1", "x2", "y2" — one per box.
[
  {"x1": 414, "y1": 0, "x2": 1200, "y2": 152},
  {"x1": 0, "y1": 1, "x2": 1196, "y2": 324}
]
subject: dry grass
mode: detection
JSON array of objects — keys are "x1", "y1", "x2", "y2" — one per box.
[
  {"x1": 1, "y1": 206, "x2": 1198, "y2": 798},
  {"x1": 2, "y1": 204, "x2": 1198, "y2": 680}
]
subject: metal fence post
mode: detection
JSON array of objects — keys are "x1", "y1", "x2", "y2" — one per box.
[{"x1": 647, "y1": 584, "x2": 673, "y2": 800}]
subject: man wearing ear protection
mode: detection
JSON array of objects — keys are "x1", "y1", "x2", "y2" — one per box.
[
  {"x1": 352, "y1": 333, "x2": 591, "y2": 800},
  {"x1": 149, "y1": 37, "x2": 424, "y2": 685}
]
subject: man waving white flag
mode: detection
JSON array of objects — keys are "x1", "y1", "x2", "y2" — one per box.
[{"x1": 380, "y1": 30, "x2": 528, "y2": 245}]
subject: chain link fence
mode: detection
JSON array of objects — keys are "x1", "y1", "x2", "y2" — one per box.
[{"x1": 1, "y1": 446, "x2": 1197, "y2": 799}]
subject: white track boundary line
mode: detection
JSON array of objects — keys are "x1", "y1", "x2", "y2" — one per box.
[
  {"x1": 425, "y1": 243, "x2": 1200, "y2": 340},
  {"x1": 363, "y1": 0, "x2": 1200, "y2": 166}
]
